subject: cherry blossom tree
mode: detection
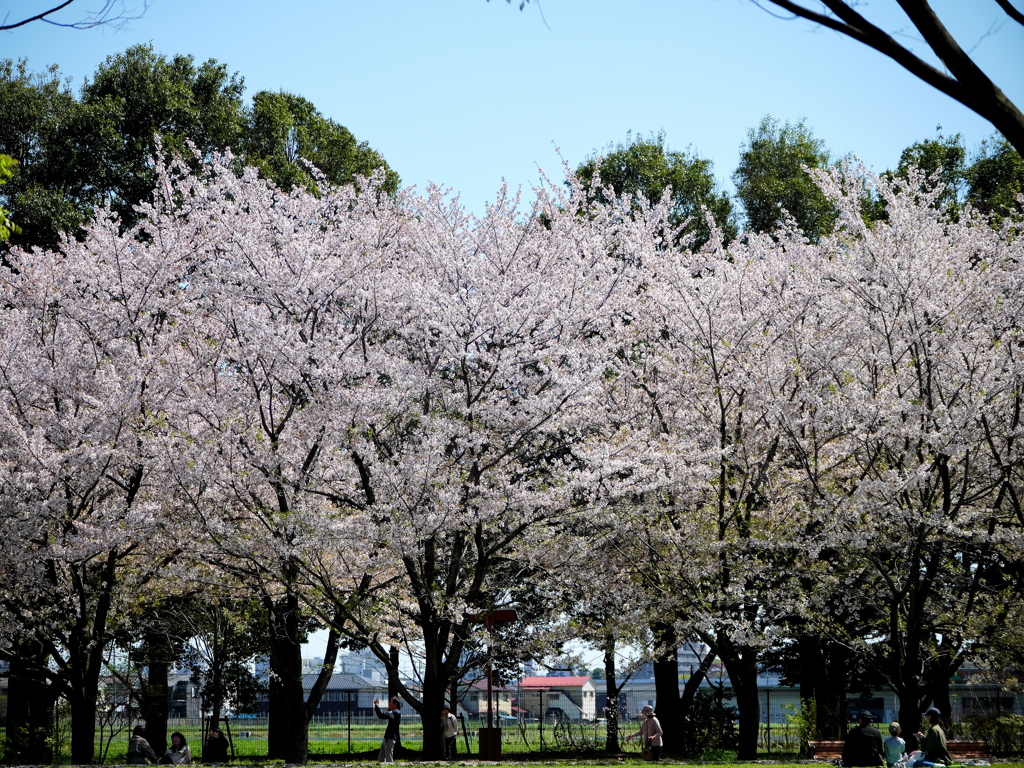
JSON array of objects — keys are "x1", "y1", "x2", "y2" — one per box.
[
  {"x1": 603, "y1": 160, "x2": 1024, "y2": 755},
  {"x1": 608, "y1": 227, "x2": 818, "y2": 758},
  {"x1": 0, "y1": 203, "x2": 199, "y2": 762},
  {"x1": 288, "y1": 176, "x2": 671, "y2": 758},
  {"x1": 136, "y1": 155, "x2": 406, "y2": 764},
  {"x1": 772, "y1": 164, "x2": 1024, "y2": 729},
  {"x1": 3, "y1": 129, "x2": 1023, "y2": 764}
]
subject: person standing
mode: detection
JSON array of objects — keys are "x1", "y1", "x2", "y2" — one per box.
[
  {"x1": 843, "y1": 712, "x2": 885, "y2": 767},
  {"x1": 442, "y1": 706, "x2": 459, "y2": 760},
  {"x1": 374, "y1": 696, "x2": 402, "y2": 763},
  {"x1": 625, "y1": 704, "x2": 664, "y2": 761},
  {"x1": 127, "y1": 726, "x2": 158, "y2": 765},
  {"x1": 912, "y1": 708, "x2": 951, "y2": 767}
]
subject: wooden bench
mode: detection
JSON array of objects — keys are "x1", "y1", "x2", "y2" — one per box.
[{"x1": 805, "y1": 739, "x2": 992, "y2": 762}]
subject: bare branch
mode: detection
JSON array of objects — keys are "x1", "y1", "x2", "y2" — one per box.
[
  {"x1": 993, "y1": 0, "x2": 1024, "y2": 26},
  {"x1": 755, "y1": 0, "x2": 1024, "y2": 156},
  {"x1": 0, "y1": 0, "x2": 149, "y2": 31}
]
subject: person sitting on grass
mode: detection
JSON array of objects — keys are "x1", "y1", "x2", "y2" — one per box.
[
  {"x1": 885, "y1": 722, "x2": 907, "y2": 768},
  {"x1": 843, "y1": 712, "x2": 884, "y2": 767},
  {"x1": 909, "y1": 708, "x2": 951, "y2": 767},
  {"x1": 127, "y1": 726, "x2": 158, "y2": 765}
]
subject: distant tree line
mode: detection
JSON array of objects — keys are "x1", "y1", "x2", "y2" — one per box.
[{"x1": 0, "y1": 44, "x2": 399, "y2": 252}]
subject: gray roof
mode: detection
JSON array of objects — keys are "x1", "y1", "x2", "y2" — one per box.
[{"x1": 300, "y1": 672, "x2": 382, "y2": 691}]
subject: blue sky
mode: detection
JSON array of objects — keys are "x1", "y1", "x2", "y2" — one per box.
[{"x1": 4, "y1": 0, "x2": 1023, "y2": 216}]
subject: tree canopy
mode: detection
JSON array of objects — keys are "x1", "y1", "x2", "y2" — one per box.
[
  {"x1": 4, "y1": 143, "x2": 1023, "y2": 762},
  {"x1": 575, "y1": 132, "x2": 737, "y2": 247},
  {"x1": 733, "y1": 115, "x2": 836, "y2": 239},
  {"x1": 0, "y1": 44, "x2": 399, "y2": 251}
]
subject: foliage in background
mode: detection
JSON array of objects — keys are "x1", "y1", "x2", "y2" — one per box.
[
  {"x1": 733, "y1": 116, "x2": 836, "y2": 240},
  {"x1": 243, "y1": 91, "x2": 399, "y2": 196},
  {"x1": 782, "y1": 698, "x2": 819, "y2": 743},
  {"x1": 968, "y1": 137, "x2": 1024, "y2": 228},
  {"x1": 678, "y1": 690, "x2": 739, "y2": 756},
  {"x1": 0, "y1": 154, "x2": 19, "y2": 241},
  {"x1": 575, "y1": 131, "x2": 737, "y2": 248},
  {"x1": 0, "y1": 44, "x2": 398, "y2": 251}
]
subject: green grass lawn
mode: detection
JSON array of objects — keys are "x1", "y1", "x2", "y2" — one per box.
[{"x1": 182, "y1": 762, "x2": 1024, "y2": 768}]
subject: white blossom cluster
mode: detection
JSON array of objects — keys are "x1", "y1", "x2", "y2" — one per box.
[{"x1": 1, "y1": 152, "x2": 1021, "y2": 755}]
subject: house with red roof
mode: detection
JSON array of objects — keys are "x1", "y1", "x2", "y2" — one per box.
[{"x1": 516, "y1": 675, "x2": 597, "y2": 722}]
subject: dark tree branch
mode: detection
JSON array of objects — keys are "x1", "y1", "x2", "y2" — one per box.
[
  {"x1": 755, "y1": 0, "x2": 1024, "y2": 155},
  {"x1": 0, "y1": 0, "x2": 149, "y2": 31},
  {"x1": 993, "y1": 0, "x2": 1024, "y2": 26},
  {"x1": 0, "y1": 0, "x2": 75, "y2": 30}
]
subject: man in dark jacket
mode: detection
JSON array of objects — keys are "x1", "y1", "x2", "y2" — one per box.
[
  {"x1": 374, "y1": 696, "x2": 402, "y2": 763},
  {"x1": 204, "y1": 727, "x2": 230, "y2": 763},
  {"x1": 844, "y1": 712, "x2": 885, "y2": 767}
]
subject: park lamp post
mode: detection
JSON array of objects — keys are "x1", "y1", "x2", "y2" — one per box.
[{"x1": 469, "y1": 608, "x2": 519, "y2": 760}]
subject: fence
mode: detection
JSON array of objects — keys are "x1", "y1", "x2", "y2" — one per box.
[
  {"x1": 81, "y1": 713, "x2": 644, "y2": 763},
  {"x1": 13, "y1": 700, "x2": 1024, "y2": 763}
]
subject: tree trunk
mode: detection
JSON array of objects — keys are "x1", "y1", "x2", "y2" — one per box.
[
  {"x1": 603, "y1": 634, "x2": 621, "y2": 753},
  {"x1": 418, "y1": 674, "x2": 447, "y2": 760},
  {"x1": 140, "y1": 629, "x2": 173, "y2": 754},
  {"x1": 67, "y1": 556, "x2": 118, "y2": 765},
  {"x1": 679, "y1": 641, "x2": 716, "y2": 754},
  {"x1": 265, "y1": 591, "x2": 308, "y2": 764},
  {"x1": 651, "y1": 620, "x2": 682, "y2": 753},
  {"x1": 898, "y1": 693, "x2": 923, "y2": 754},
  {"x1": 68, "y1": 674, "x2": 101, "y2": 764},
  {"x1": 388, "y1": 646, "x2": 401, "y2": 701},
  {"x1": 717, "y1": 635, "x2": 760, "y2": 760},
  {"x1": 4, "y1": 641, "x2": 55, "y2": 764},
  {"x1": 798, "y1": 634, "x2": 849, "y2": 739}
]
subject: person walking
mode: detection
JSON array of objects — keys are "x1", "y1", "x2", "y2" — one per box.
[
  {"x1": 442, "y1": 706, "x2": 459, "y2": 760},
  {"x1": 374, "y1": 696, "x2": 402, "y2": 763},
  {"x1": 625, "y1": 704, "x2": 664, "y2": 760}
]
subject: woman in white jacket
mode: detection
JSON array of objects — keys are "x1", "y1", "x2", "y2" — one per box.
[
  {"x1": 162, "y1": 732, "x2": 192, "y2": 765},
  {"x1": 626, "y1": 705, "x2": 664, "y2": 760}
]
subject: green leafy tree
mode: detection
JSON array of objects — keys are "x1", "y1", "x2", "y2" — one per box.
[
  {"x1": 81, "y1": 44, "x2": 246, "y2": 227},
  {"x1": 0, "y1": 154, "x2": 19, "y2": 241},
  {"x1": 0, "y1": 47, "x2": 243, "y2": 249},
  {"x1": 967, "y1": 135, "x2": 1024, "y2": 227},
  {"x1": 1, "y1": 47, "x2": 399, "y2": 251},
  {"x1": 178, "y1": 598, "x2": 268, "y2": 723},
  {"x1": 861, "y1": 129, "x2": 969, "y2": 224},
  {"x1": 241, "y1": 90, "x2": 399, "y2": 195},
  {"x1": 894, "y1": 129, "x2": 967, "y2": 212},
  {"x1": 0, "y1": 59, "x2": 102, "y2": 250},
  {"x1": 575, "y1": 131, "x2": 736, "y2": 248},
  {"x1": 733, "y1": 116, "x2": 837, "y2": 240}
]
